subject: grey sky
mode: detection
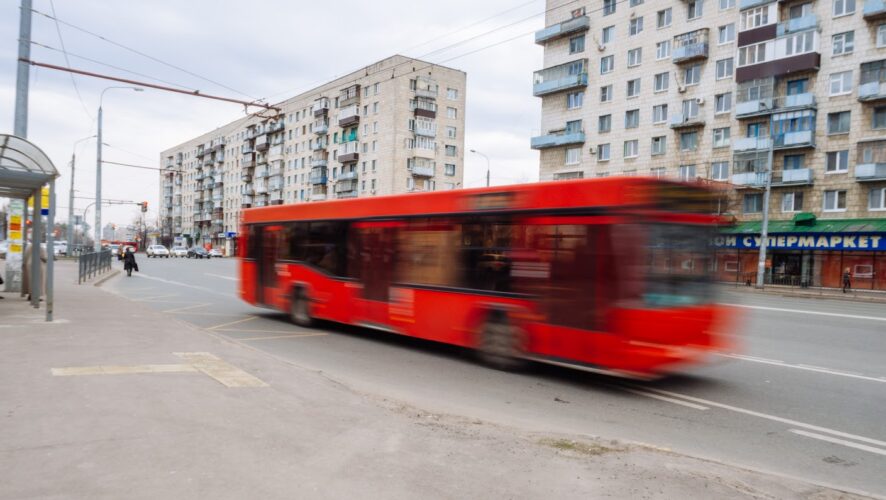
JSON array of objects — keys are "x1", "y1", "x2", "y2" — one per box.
[{"x1": 0, "y1": 0, "x2": 544, "y2": 229}]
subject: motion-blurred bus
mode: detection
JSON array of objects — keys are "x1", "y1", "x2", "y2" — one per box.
[{"x1": 238, "y1": 178, "x2": 735, "y2": 378}]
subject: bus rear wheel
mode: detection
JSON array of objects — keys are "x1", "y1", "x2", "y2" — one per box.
[
  {"x1": 290, "y1": 288, "x2": 314, "y2": 327},
  {"x1": 478, "y1": 311, "x2": 525, "y2": 371}
]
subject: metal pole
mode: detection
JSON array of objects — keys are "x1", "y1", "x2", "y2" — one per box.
[
  {"x1": 95, "y1": 105, "x2": 102, "y2": 252},
  {"x1": 46, "y1": 179, "x2": 55, "y2": 321},
  {"x1": 21, "y1": 199, "x2": 28, "y2": 298},
  {"x1": 30, "y1": 187, "x2": 41, "y2": 307},
  {"x1": 755, "y1": 114, "x2": 775, "y2": 289},
  {"x1": 13, "y1": 0, "x2": 32, "y2": 137},
  {"x1": 68, "y1": 152, "x2": 75, "y2": 250}
]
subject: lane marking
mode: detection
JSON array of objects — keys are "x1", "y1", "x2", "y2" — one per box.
[
  {"x1": 790, "y1": 429, "x2": 886, "y2": 457},
  {"x1": 206, "y1": 315, "x2": 257, "y2": 331},
  {"x1": 719, "y1": 353, "x2": 886, "y2": 384},
  {"x1": 136, "y1": 294, "x2": 180, "y2": 302},
  {"x1": 239, "y1": 332, "x2": 328, "y2": 341},
  {"x1": 173, "y1": 352, "x2": 267, "y2": 388},
  {"x1": 636, "y1": 386, "x2": 886, "y2": 448},
  {"x1": 133, "y1": 273, "x2": 230, "y2": 297},
  {"x1": 205, "y1": 273, "x2": 237, "y2": 281},
  {"x1": 52, "y1": 364, "x2": 198, "y2": 376},
  {"x1": 162, "y1": 303, "x2": 212, "y2": 313},
  {"x1": 625, "y1": 388, "x2": 709, "y2": 410},
  {"x1": 722, "y1": 303, "x2": 886, "y2": 323}
]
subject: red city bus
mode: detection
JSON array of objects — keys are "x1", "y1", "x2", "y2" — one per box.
[{"x1": 239, "y1": 177, "x2": 737, "y2": 378}]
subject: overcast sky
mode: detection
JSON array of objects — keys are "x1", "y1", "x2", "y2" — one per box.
[{"x1": 0, "y1": 0, "x2": 544, "y2": 230}]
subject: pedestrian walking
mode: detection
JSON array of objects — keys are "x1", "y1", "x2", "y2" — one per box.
[
  {"x1": 842, "y1": 267, "x2": 851, "y2": 293},
  {"x1": 123, "y1": 247, "x2": 139, "y2": 277}
]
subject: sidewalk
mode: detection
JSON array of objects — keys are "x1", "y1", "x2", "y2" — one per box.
[
  {"x1": 0, "y1": 262, "x2": 873, "y2": 499},
  {"x1": 718, "y1": 281, "x2": 886, "y2": 304}
]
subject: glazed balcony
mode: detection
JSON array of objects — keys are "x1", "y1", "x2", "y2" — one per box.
[
  {"x1": 241, "y1": 154, "x2": 255, "y2": 168},
  {"x1": 774, "y1": 130, "x2": 815, "y2": 149},
  {"x1": 856, "y1": 140, "x2": 886, "y2": 181},
  {"x1": 408, "y1": 158, "x2": 435, "y2": 177},
  {"x1": 776, "y1": 14, "x2": 818, "y2": 36},
  {"x1": 533, "y1": 59, "x2": 588, "y2": 97},
  {"x1": 414, "y1": 76, "x2": 439, "y2": 99},
  {"x1": 255, "y1": 135, "x2": 269, "y2": 151},
  {"x1": 856, "y1": 163, "x2": 886, "y2": 181},
  {"x1": 255, "y1": 183, "x2": 268, "y2": 195},
  {"x1": 268, "y1": 121, "x2": 284, "y2": 133},
  {"x1": 269, "y1": 162, "x2": 284, "y2": 178},
  {"x1": 311, "y1": 156, "x2": 328, "y2": 168},
  {"x1": 535, "y1": 15, "x2": 590, "y2": 45},
  {"x1": 312, "y1": 138, "x2": 328, "y2": 151},
  {"x1": 213, "y1": 138, "x2": 226, "y2": 150},
  {"x1": 672, "y1": 29, "x2": 709, "y2": 64},
  {"x1": 858, "y1": 62, "x2": 886, "y2": 101},
  {"x1": 338, "y1": 170, "x2": 358, "y2": 181},
  {"x1": 530, "y1": 129, "x2": 586, "y2": 149},
  {"x1": 241, "y1": 195, "x2": 253, "y2": 207},
  {"x1": 733, "y1": 136, "x2": 772, "y2": 152},
  {"x1": 314, "y1": 97, "x2": 330, "y2": 116},
  {"x1": 669, "y1": 113, "x2": 705, "y2": 129},
  {"x1": 310, "y1": 167, "x2": 328, "y2": 185},
  {"x1": 338, "y1": 142, "x2": 359, "y2": 163},
  {"x1": 864, "y1": 0, "x2": 886, "y2": 19},
  {"x1": 339, "y1": 85, "x2": 360, "y2": 108},
  {"x1": 314, "y1": 119, "x2": 329, "y2": 135},
  {"x1": 858, "y1": 81, "x2": 886, "y2": 102},
  {"x1": 732, "y1": 168, "x2": 813, "y2": 187},
  {"x1": 269, "y1": 178, "x2": 284, "y2": 191},
  {"x1": 735, "y1": 93, "x2": 816, "y2": 118},
  {"x1": 241, "y1": 144, "x2": 254, "y2": 154},
  {"x1": 338, "y1": 104, "x2": 360, "y2": 127},
  {"x1": 268, "y1": 144, "x2": 283, "y2": 162},
  {"x1": 411, "y1": 98, "x2": 437, "y2": 119},
  {"x1": 255, "y1": 166, "x2": 269, "y2": 179},
  {"x1": 240, "y1": 171, "x2": 252, "y2": 182},
  {"x1": 241, "y1": 184, "x2": 254, "y2": 196},
  {"x1": 335, "y1": 179, "x2": 359, "y2": 194},
  {"x1": 414, "y1": 120, "x2": 437, "y2": 138}
]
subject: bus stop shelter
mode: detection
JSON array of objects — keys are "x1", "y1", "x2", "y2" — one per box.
[{"x1": 0, "y1": 134, "x2": 59, "y2": 321}]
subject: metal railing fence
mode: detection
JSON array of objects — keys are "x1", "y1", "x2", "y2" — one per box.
[{"x1": 78, "y1": 250, "x2": 112, "y2": 284}]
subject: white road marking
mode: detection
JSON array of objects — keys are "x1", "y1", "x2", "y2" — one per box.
[
  {"x1": 722, "y1": 303, "x2": 886, "y2": 323},
  {"x1": 162, "y1": 303, "x2": 212, "y2": 313},
  {"x1": 790, "y1": 429, "x2": 886, "y2": 457},
  {"x1": 136, "y1": 293, "x2": 180, "y2": 302},
  {"x1": 636, "y1": 386, "x2": 886, "y2": 448},
  {"x1": 204, "y1": 273, "x2": 237, "y2": 281},
  {"x1": 52, "y1": 364, "x2": 198, "y2": 376},
  {"x1": 719, "y1": 353, "x2": 886, "y2": 384},
  {"x1": 133, "y1": 273, "x2": 230, "y2": 297},
  {"x1": 625, "y1": 388, "x2": 709, "y2": 410},
  {"x1": 173, "y1": 352, "x2": 267, "y2": 388},
  {"x1": 206, "y1": 315, "x2": 257, "y2": 331},
  {"x1": 239, "y1": 332, "x2": 328, "y2": 341}
]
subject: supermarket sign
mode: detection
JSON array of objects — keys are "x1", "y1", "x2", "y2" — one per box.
[{"x1": 714, "y1": 233, "x2": 886, "y2": 251}]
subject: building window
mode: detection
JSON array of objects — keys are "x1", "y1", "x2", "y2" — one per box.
[
  {"x1": 600, "y1": 85, "x2": 613, "y2": 102},
  {"x1": 657, "y1": 8, "x2": 672, "y2": 28},
  {"x1": 651, "y1": 167, "x2": 666, "y2": 178},
  {"x1": 443, "y1": 164, "x2": 456, "y2": 176},
  {"x1": 878, "y1": 24, "x2": 886, "y2": 48},
  {"x1": 829, "y1": 71, "x2": 853, "y2": 95},
  {"x1": 567, "y1": 91, "x2": 584, "y2": 109},
  {"x1": 720, "y1": 0, "x2": 736, "y2": 9},
  {"x1": 569, "y1": 35, "x2": 586, "y2": 54},
  {"x1": 823, "y1": 190, "x2": 847, "y2": 211},
  {"x1": 651, "y1": 136, "x2": 667, "y2": 155},
  {"x1": 626, "y1": 79, "x2": 641, "y2": 98},
  {"x1": 713, "y1": 127, "x2": 731, "y2": 147},
  {"x1": 869, "y1": 187, "x2": 886, "y2": 210},
  {"x1": 628, "y1": 48, "x2": 642, "y2": 67},
  {"x1": 600, "y1": 55, "x2": 614, "y2": 74},
  {"x1": 832, "y1": 31, "x2": 855, "y2": 55},
  {"x1": 565, "y1": 148, "x2": 581, "y2": 165},
  {"x1": 653, "y1": 104, "x2": 668, "y2": 123},
  {"x1": 680, "y1": 131, "x2": 698, "y2": 151},
  {"x1": 740, "y1": 6, "x2": 770, "y2": 31},
  {"x1": 826, "y1": 150, "x2": 849, "y2": 172},
  {"x1": 738, "y1": 42, "x2": 767, "y2": 66},
  {"x1": 718, "y1": 24, "x2": 735, "y2": 44},
  {"x1": 684, "y1": 64, "x2": 701, "y2": 85},
  {"x1": 446, "y1": 126, "x2": 457, "y2": 139},
  {"x1": 784, "y1": 154, "x2": 805, "y2": 170},
  {"x1": 873, "y1": 107, "x2": 886, "y2": 129},
  {"x1": 678, "y1": 164, "x2": 696, "y2": 181},
  {"x1": 654, "y1": 72, "x2": 669, "y2": 92},
  {"x1": 716, "y1": 58, "x2": 734, "y2": 79},
  {"x1": 447, "y1": 107, "x2": 457, "y2": 119},
  {"x1": 445, "y1": 145, "x2": 457, "y2": 157},
  {"x1": 782, "y1": 192, "x2": 804, "y2": 212},
  {"x1": 656, "y1": 40, "x2": 671, "y2": 60},
  {"x1": 629, "y1": 17, "x2": 644, "y2": 36},
  {"x1": 566, "y1": 120, "x2": 583, "y2": 134},
  {"x1": 598, "y1": 114, "x2": 612, "y2": 133},
  {"x1": 715, "y1": 92, "x2": 732, "y2": 113},
  {"x1": 604, "y1": 0, "x2": 617, "y2": 16},
  {"x1": 688, "y1": 0, "x2": 704, "y2": 19},
  {"x1": 827, "y1": 111, "x2": 851, "y2": 134},
  {"x1": 743, "y1": 193, "x2": 763, "y2": 213},
  {"x1": 784, "y1": 31, "x2": 815, "y2": 56},
  {"x1": 711, "y1": 161, "x2": 729, "y2": 180},
  {"x1": 625, "y1": 109, "x2": 640, "y2": 128},
  {"x1": 447, "y1": 88, "x2": 458, "y2": 99},
  {"x1": 602, "y1": 26, "x2": 615, "y2": 45},
  {"x1": 623, "y1": 140, "x2": 639, "y2": 158},
  {"x1": 598, "y1": 143, "x2": 611, "y2": 161},
  {"x1": 832, "y1": 0, "x2": 855, "y2": 17},
  {"x1": 630, "y1": 0, "x2": 644, "y2": 6},
  {"x1": 683, "y1": 98, "x2": 700, "y2": 119}
]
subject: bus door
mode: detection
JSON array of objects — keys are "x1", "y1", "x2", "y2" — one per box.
[
  {"x1": 354, "y1": 221, "x2": 399, "y2": 325},
  {"x1": 257, "y1": 225, "x2": 284, "y2": 307}
]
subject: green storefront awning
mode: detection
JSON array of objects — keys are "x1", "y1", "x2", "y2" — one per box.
[{"x1": 720, "y1": 218, "x2": 886, "y2": 235}]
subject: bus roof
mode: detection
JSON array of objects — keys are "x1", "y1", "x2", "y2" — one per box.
[{"x1": 242, "y1": 177, "x2": 709, "y2": 224}]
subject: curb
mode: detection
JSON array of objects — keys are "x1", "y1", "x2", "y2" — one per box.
[
  {"x1": 93, "y1": 269, "x2": 121, "y2": 287},
  {"x1": 720, "y1": 285, "x2": 886, "y2": 304}
]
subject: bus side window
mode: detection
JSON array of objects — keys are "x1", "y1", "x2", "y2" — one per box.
[
  {"x1": 460, "y1": 218, "x2": 513, "y2": 293},
  {"x1": 394, "y1": 218, "x2": 459, "y2": 287},
  {"x1": 283, "y1": 222, "x2": 308, "y2": 261},
  {"x1": 247, "y1": 225, "x2": 260, "y2": 260},
  {"x1": 306, "y1": 221, "x2": 347, "y2": 276}
]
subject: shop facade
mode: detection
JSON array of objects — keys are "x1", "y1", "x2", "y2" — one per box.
[{"x1": 713, "y1": 217, "x2": 886, "y2": 291}]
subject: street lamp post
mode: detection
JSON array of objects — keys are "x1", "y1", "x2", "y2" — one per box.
[
  {"x1": 755, "y1": 112, "x2": 775, "y2": 289},
  {"x1": 470, "y1": 149, "x2": 490, "y2": 187},
  {"x1": 69, "y1": 135, "x2": 95, "y2": 251},
  {"x1": 95, "y1": 86, "x2": 143, "y2": 251}
]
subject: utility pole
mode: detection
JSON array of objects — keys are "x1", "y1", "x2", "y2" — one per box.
[
  {"x1": 470, "y1": 149, "x2": 491, "y2": 187},
  {"x1": 13, "y1": 0, "x2": 32, "y2": 137},
  {"x1": 755, "y1": 113, "x2": 775, "y2": 289},
  {"x1": 69, "y1": 135, "x2": 94, "y2": 252}
]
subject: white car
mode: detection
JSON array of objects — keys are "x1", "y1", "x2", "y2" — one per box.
[
  {"x1": 171, "y1": 246, "x2": 188, "y2": 258},
  {"x1": 208, "y1": 248, "x2": 224, "y2": 258},
  {"x1": 146, "y1": 244, "x2": 170, "y2": 258}
]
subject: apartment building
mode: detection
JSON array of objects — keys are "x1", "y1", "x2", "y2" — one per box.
[
  {"x1": 534, "y1": 0, "x2": 886, "y2": 289},
  {"x1": 159, "y1": 55, "x2": 466, "y2": 253}
]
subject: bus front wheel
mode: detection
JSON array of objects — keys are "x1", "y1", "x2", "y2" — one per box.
[
  {"x1": 290, "y1": 288, "x2": 314, "y2": 327},
  {"x1": 478, "y1": 311, "x2": 525, "y2": 371}
]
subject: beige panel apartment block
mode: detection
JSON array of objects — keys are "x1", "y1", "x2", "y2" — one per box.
[
  {"x1": 535, "y1": 0, "x2": 886, "y2": 224},
  {"x1": 159, "y1": 55, "x2": 466, "y2": 248}
]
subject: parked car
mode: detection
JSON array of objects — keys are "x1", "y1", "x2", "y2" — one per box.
[
  {"x1": 53, "y1": 240, "x2": 68, "y2": 256},
  {"x1": 171, "y1": 246, "x2": 188, "y2": 258},
  {"x1": 107, "y1": 244, "x2": 120, "y2": 257},
  {"x1": 147, "y1": 244, "x2": 170, "y2": 258},
  {"x1": 187, "y1": 246, "x2": 209, "y2": 259},
  {"x1": 208, "y1": 248, "x2": 223, "y2": 258}
]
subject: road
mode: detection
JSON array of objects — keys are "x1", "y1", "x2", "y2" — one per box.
[{"x1": 107, "y1": 256, "x2": 886, "y2": 496}]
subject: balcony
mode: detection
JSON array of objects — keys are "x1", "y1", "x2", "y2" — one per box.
[
  {"x1": 339, "y1": 85, "x2": 360, "y2": 108},
  {"x1": 241, "y1": 185, "x2": 254, "y2": 196},
  {"x1": 338, "y1": 142, "x2": 360, "y2": 163},
  {"x1": 777, "y1": 14, "x2": 818, "y2": 36},
  {"x1": 255, "y1": 135, "x2": 269, "y2": 151},
  {"x1": 773, "y1": 130, "x2": 814, "y2": 149},
  {"x1": 314, "y1": 119, "x2": 329, "y2": 135},
  {"x1": 268, "y1": 121, "x2": 284, "y2": 133},
  {"x1": 310, "y1": 168, "x2": 328, "y2": 185},
  {"x1": 864, "y1": 0, "x2": 886, "y2": 19},
  {"x1": 856, "y1": 140, "x2": 886, "y2": 181},
  {"x1": 241, "y1": 195, "x2": 253, "y2": 207},
  {"x1": 533, "y1": 60, "x2": 588, "y2": 97},
  {"x1": 414, "y1": 121, "x2": 437, "y2": 138},
  {"x1": 409, "y1": 163, "x2": 435, "y2": 177},
  {"x1": 335, "y1": 179, "x2": 358, "y2": 194},
  {"x1": 212, "y1": 193, "x2": 223, "y2": 203},
  {"x1": 858, "y1": 64, "x2": 886, "y2": 101},
  {"x1": 739, "y1": 0, "x2": 770, "y2": 8},
  {"x1": 412, "y1": 98, "x2": 437, "y2": 119},
  {"x1": 414, "y1": 76, "x2": 438, "y2": 99},
  {"x1": 856, "y1": 163, "x2": 886, "y2": 181},
  {"x1": 213, "y1": 138, "x2": 226, "y2": 150},
  {"x1": 669, "y1": 113, "x2": 705, "y2": 129},
  {"x1": 269, "y1": 179, "x2": 284, "y2": 191},
  {"x1": 736, "y1": 93, "x2": 816, "y2": 118},
  {"x1": 240, "y1": 171, "x2": 252, "y2": 182},
  {"x1": 312, "y1": 193, "x2": 327, "y2": 202},
  {"x1": 530, "y1": 129, "x2": 586, "y2": 149},
  {"x1": 733, "y1": 136, "x2": 772, "y2": 152},
  {"x1": 269, "y1": 162, "x2": 284, "y2": 178},
  {"x1": 732, "y1": 168, "x2": 813, "y2": 187},
  {"x1": 216, "y1": 152, "x2": 225, "y2": 163},
  {"x1": 338, "y1": 104, "x2": 360, "y2": 127},
  {"x1": 535, "y1": 15, "x2": 590, "y2": 45},
  {"x1": 314, "y1": 97, "x2": 330, "y2": 116},
  {"x1": 241, "y1": 144, "x2": 254, "y2": 154},
  {"x1": 312, "y1": 139, "x2": 328, "y2": 151},
  {"x1": 337, "y1": 191, "x2": 358, "y2": 199},
  {"x1": 241, "y1": 155, "x2": 255, "y2": 168},
  {"x1": 338, "y1": 170, "x2": 358, "y2": 181},
  {"x1": 196, "y1": 146, "x2": 206, "y2": 157},
  {"x1": 255, "y1": 167, "x2": 269, "y2": 178},
  {"x1": 268, "y1": 145, "x2": 283, "y2": 162},
  {"x1": 255, "y1": 184, "x2": 268, "y2": 195},
  {"x1": 672, "y1": 29, "x2": 709, "y2": 64}
]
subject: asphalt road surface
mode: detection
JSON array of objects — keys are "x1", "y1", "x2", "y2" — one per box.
[{"x1": 106, "y1": 256, "x2": 886, "y2": 496}]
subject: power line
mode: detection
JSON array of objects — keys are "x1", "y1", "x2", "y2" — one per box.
[
  {"x1": 103, "y1": 143, "x2": 159, "y2": 163},
  {"x1": 47, "y1": 0, "x2": 92, "y2": 122},
  {"x1": 30, "y1": 7, "x2": 260, "y2": 101},
  {"x1": 102, "y1": 160, "x2": 165, "y2": 171}
]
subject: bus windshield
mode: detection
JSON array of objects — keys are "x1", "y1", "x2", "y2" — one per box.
[{"x1": 641, "y1": 224, "x2": 715, "y2": 307}]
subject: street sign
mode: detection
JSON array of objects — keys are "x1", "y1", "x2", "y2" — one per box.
[
  {"x1": 225, "y1": 231, "x2": 237, "y2": 238},
  {"x1": 27, "y1": 186, "x2": 50, "y2": 215}
]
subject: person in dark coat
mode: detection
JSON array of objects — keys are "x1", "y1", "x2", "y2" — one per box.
[
  {"x1": 842, "y1": 267, "x2": 851, "y2": 293},
  {"x1": 123, "y1": 248, "x2": 139, "y2": 277}
]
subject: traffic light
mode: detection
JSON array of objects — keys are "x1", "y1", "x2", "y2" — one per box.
[{"x1": 141, "y1": 201, "x2": 148, "y2": 213}]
